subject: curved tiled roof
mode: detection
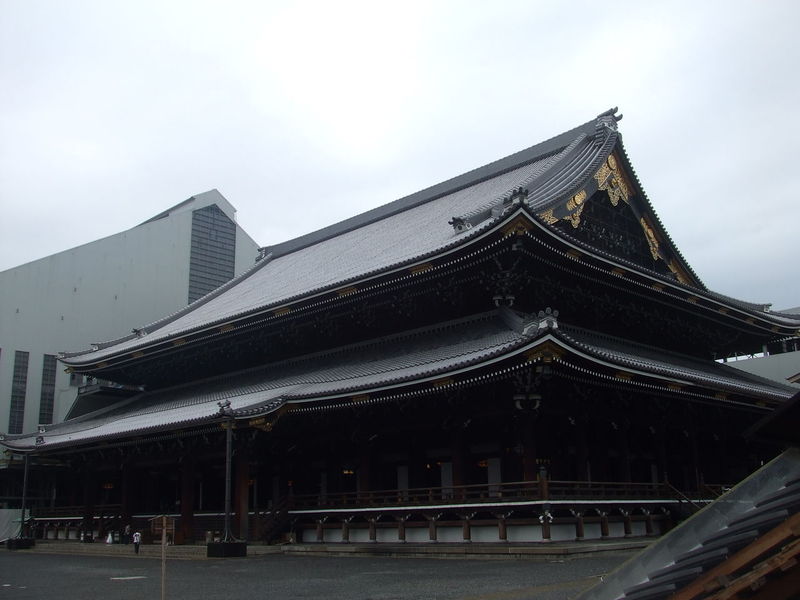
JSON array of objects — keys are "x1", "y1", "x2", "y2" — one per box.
[
  {"x1": 59, "y1": 109, "x2": 800, "y2": 369},
  {"x1": 61, "y1": 114, "x2": 615, "y2": 366},
  {"x1": 6, "y1": 309, "x2": 795, "y2": 452}
]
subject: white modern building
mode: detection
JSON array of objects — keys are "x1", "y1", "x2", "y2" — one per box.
[{"x1": 0, "y1": 190, "x2": 260, "y2": 434}]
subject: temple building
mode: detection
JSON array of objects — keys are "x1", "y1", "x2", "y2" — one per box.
[{"x1": 3, "y1": 109, "x2": 799, "y2": 546}]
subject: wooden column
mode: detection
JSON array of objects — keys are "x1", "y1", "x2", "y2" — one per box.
[
  {"x1": 539, "y1": 510, "x2": 552, "y2": 541},
  {"x1": 495, "y1": 512, "x2": 510, "y2": 542},
  {"x1": 120, "y1": 462, "x2": 132, "y2": 524},
  {"x1": 341, "y1": 516, "x2": 352, "y2": 543},
  {"x1": 426, "y1": 513, "x2": 440, "y2": 542},
  {"x1": 368, "y1": 516, "x2": 377, "y2": 542},
  {"x1": 575, "y1": 421, "x2": 589, "y2": 482},
  {"x1": 81, "y1": 466, "x2": 96, "y2": 538},
  {"x1": 451, "y1": 431, "x2": 466, "y2": 499},
  {"x1": 357, "y1": 449, "x2": 371, "y2": 502},
  {"x1": 599, "y1": 510, "x2": 609, "y2": 538},
  {"x1": 621, "y1": 508, "x2": 632, "y2": 537},
  {"x1": 643, "y1": 508, "x2": 654, "y2": 536},
  {"x1": 521, "y1": 414, "x2": 537, "y2": 483},
  {"x1": 618, "y1": 424, "x2": 632, "y2": 483},
  {"x1": 460, "y1": 512, "x2": 474, "y2": 542},
  {"x1": 179, "y1": 457, "x2": 195, "y2": 544},
  {"x1": 234, "y1": 447, "x2": 250, "y2": 540},
  {"x1": 396, "y1": 514, "x2": 408, "y2": 542},
  {"x1": 316, "y1": 518, "x2": 326, "y2": 542},
  {"x1": 572, "y1": 509, "x2": 585, "y2": 540}
]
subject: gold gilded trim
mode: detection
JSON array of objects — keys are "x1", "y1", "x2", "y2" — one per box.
[
  {"x1": 537, "y1": 209, "x2": 558, "y2": 225},
  {"x1": 172, "y1": 338, "x2": 186, "y2": 347},
  {"x1": 131, "y1": 351, "x2": 144, "y2": 359},
  {"x1": 409, "y1": 263, "x2": 434, "y2": 275},
  {"x1": 594, "y1": 154, "x2": 630, "y2": 206},
  {"x1": 337, "y1": 286, "x2": 358, "y2": 297},
  {"x1": 566, "y1": 249, "x2": 582, "y2": 261},
  {"x1": 433, "y1": 377, "x2": 455, "y2": 388},
  {"x1": 219, "y1": 323, "x2": 235, "y2": 333},
  {"x1": 524, "y1": 342, "x2": 565, "y2": 363},
  {"x1": 566, "y1": 190, "x2": 587, "y2": 211},
  {"x1": 640, "y1": 217, "x2": 659, "y2": 260},
  {"x1": 501, "y1": 215, "x2": 534, "y2": 236},
  {"x1": 567, "y1": 204, "x2": 584, "y2": 229},
  {"x1": 668, "y1": 259, "x2": 692, "y2": 285}
]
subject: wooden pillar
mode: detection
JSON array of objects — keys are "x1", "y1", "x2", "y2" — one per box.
[
  {"x1": 81, "y1": 466, "x2": 96, "y2": 538},
  {"x1": 341, "y1": 517, "x2": 352, "y2": 543},
  {"x1": 572, "y1": 509, "x2": 585, "y2": 540},
  {"x1": 521, "y1": 414, "x2": 537, "y2": 483},
  {"x1": 368, "y1": 516, "x2": 377, "y2": 542},
  {"x1": 179, "y1": 457, "x2": 195, "y2": 544},
  {"x1": 599, "y1": 510, "x2": 609, "y2": 538},
  {"x1": 426, "y1": 513, "x2": 440, "y2": 542},
  {"x1": 495, "y1": 512, "x2": 510, "y2": 542},
  {"x1": 451, "y1": 431, "x2": 466, "y2": 499},
  {"x1": 316, "y1": 518, "x2": 326, "y2": 542},
  {"x1": 539, "y1": 510, "x2": 552, "y2": 541},
  {"x1": 120, "y1": 462, "x2": 132, "y2": 524},
  {"x1": 618, "y1": 425, "x2": 632, "y2": 483},
  {"x1": 643, "y1": 508, "x2": 654, "y2": 536},
  {"x1": 538, "y1": 465, "x2": 549, "y2": 500},
  {"x1": 234, "y1": 447, "x2": 250, "y2": 540},
  {"x1": 575, "y1": 421, "x2": 589, "y2": 482},
  {"x1": 396, "y1": 514, "x2": 408, "y2": 542},
  {"x1": 621, "y1": 508, "x2": 632, "y2": 537},
  {"x1": 460, "y1": 512, "x2": 474, "y2": 542},
  {"x1": 357, "y1": 449, "x2": 370, "y2": 502}
]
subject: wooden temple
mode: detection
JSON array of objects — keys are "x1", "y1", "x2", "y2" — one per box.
[{"x1": 3, "y1": 108, "x2": 799, "y2": 545}]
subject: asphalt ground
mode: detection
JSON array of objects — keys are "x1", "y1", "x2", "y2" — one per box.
[{"x1": 0, "y1": 551, "x2": 632, "y2": 600}]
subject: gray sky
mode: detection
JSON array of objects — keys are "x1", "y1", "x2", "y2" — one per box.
[{"x1": 1, "y1": 0, "x2": 798, "y2": 310}]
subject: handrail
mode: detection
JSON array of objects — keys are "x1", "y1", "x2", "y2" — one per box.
[
  {"x1": 32, "y1": 504, "x2": 122, "y2": 518},
  {"x1": 288, "y1": 479, "x2": 675, "y2": 511}
]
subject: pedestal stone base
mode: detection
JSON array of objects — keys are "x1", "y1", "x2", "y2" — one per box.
[
  {"x1": 207, "y1": 541, "x2": 247, "y2": 557},
  {"x1": 6, "y1": 538, "x2": 35, "y2": 550}
]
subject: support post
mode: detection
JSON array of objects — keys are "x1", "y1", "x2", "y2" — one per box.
[
  {"x1": 180, "y1": 457, "x2": 195, "y2": 544},
  {"x1": 19, "y1": 453, "x2": 30, "y2": 539},
  {"x1": 571, "y1": 509, "x2": 584, "y2": 540}
]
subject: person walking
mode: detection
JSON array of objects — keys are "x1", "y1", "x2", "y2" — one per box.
[{"x1": 133, "y1": 531, "x2": 141, "y2": 554}]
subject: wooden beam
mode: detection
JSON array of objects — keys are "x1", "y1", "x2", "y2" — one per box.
[{"x1": 671, "y1": 511, "x2": 800, "y2": 600}]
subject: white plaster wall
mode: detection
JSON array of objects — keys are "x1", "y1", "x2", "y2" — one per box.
[
  {"x1": 0, "y1": 192, "x2": 259, "y2": 433},
  {"x1": 299, "y1": 519, "x2": 650, "y2": 544},
  {"x1": 507, "y1": 525, "x2": 544, "y2": 542}
]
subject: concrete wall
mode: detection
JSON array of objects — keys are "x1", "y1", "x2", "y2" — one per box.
[{"x1": 0, "y1": 190, "x2": 259, "y2": 433}]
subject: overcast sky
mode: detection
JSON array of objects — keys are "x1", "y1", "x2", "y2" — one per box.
[{"x1": 1, "y1": 1, "x2": 798, "y2": 310}]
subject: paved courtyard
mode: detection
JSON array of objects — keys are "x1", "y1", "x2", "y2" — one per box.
[{"x1": 0, "y1": 551, "x2": 631, "y2": 600}]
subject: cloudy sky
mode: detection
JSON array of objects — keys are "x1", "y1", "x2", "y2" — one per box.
[{"x1": 1, "y1": 0, "x2": 798, "y2": 310}]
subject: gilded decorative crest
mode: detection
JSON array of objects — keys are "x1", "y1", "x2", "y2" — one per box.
[
  {"x1": 567, "y1": 205, "x2": 584, "y2": 229},
  {"x1": 594, "y1": 154, "x2": 630, "y2": 206},
  {"x1": 501, "y1": 215, "x2": 534, "y2": 236},
  {"x1": 537, "y1": 209, "x2": 558, "y2": 225},
  {"x1": 639, "y1": 217, "x2": 659, "y2": 260},
  {"x1": 566, "y1": 190, "x2": 587, "y2": 211}
]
